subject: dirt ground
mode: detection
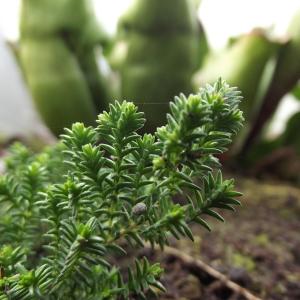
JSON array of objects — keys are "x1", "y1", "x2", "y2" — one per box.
[{"x1": 144, "y1": 176, "x2": 300, "y2": 300}]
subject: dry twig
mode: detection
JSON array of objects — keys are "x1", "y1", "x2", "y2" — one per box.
[{"x1": 157, "y1": 246, "x2": 262, "y2": 300}]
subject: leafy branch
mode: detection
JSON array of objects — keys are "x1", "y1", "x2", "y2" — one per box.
[{"x1": 0, "y1": 79, "x2": 243, "y2": 299}]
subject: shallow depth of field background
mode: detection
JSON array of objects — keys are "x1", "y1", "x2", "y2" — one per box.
[{"x1": 0, "y1": 0, "x2": 300, "y2": 137}]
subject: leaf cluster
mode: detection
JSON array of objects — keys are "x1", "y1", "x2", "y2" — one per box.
[{"x1": 0, "y1": 79, "x2": 243, "y2": 299}]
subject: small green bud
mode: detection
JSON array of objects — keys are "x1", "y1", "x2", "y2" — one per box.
[
  {"x1": 153, "y1": 157, "x2": 165, "y2": 169},
  {"x1": 187, "y1": 94, "x2": 201, "y2": 110}
]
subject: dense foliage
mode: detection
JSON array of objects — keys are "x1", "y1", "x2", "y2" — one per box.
[{"x1": 0, "y1": 79, "x2": 243, "y2": 299}]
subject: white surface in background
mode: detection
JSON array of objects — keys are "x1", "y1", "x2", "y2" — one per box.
[
  {"x1": 0, "y1": 0, "x2": 299, "y2": 136},
  {"x1": 2, "y1": 0, "x2": 300, "y2": 48},
  {"x1": 200, "y1": 0, "x2": 300, "y2": 49},
  {"x1": 0, "y1": 0, "x2": 20, "y2": 41},
  {"x1": 269, "y1": 95, "x2": 300, "y2": 137},
  {"x1": 0, "y1": 34, "x2": 50, "y2": 136},
  {"x1": 92, "y1": 0, "x2": 133, "y2": 35}
]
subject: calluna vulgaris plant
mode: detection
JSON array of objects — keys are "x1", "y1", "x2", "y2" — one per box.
[{"x1": 0, "y1": 79, "x2": 243, "y2": 299}]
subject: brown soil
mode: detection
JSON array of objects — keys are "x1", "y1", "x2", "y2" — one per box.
[{"x1": 141, "y1": 176, "x2": 300, "y2": 299}]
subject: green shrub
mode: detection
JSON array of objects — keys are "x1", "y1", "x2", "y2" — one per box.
[{"x1": 0, "y1": 79, "x2": 243, "y2": 299}]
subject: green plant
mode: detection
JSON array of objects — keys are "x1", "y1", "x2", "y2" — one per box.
[
  {"x1": 0, "y1": 79, "x2": 243, "y2": 299},
  {"x1": 109, "y1": 0, "x2": 207, "y2": 131},
  {"x1": 193, "y1": 29, "x2": 280, "y2": 121},
  {"x1": 19, "y1": 0, "x2": 110, "y2": 136},
  {"x1": 241, "y1": 9, "x2": 300, "y2": 153}
]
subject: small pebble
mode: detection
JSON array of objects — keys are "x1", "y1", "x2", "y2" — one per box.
[{"x1": 132, "y1": 202, "x2": 147, "y2": 215}]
